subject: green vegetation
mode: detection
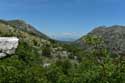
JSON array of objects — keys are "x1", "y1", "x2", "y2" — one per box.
[
  {"x1": 0, "y1": 20, "x2": 125, "y2": 83},
  {"x1": 42, "y1": 45, "x2": 51, "y2": 57},
  {"x1": 0, "y1": 35, "x2": 125, "y2": 83}
]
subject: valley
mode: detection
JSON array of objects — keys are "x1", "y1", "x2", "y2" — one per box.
[{"x1": 0, "y1": 19, "x2": 125, "y2": 83}]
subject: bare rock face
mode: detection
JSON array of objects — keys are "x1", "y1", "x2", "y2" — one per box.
[{"x1": 0, "y1": 37, "x2": 19, "y2": 58}]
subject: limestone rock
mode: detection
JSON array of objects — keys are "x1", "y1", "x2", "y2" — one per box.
[
  {"x1": 0, "y1": 53, "x2": 6, "y2": 58},
  {"x1": 0, "y1": 37, "x2": 19, "y2": 58},
  {"x1": 43, "y1": 63, "x2": 51, "y2": 68}
]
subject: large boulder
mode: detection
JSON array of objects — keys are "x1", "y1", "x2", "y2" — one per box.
[{"x1": 0, "y1": 37, "x2": 19, "y2": 58}]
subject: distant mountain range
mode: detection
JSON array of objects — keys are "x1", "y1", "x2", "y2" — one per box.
[{"x1": 53, "y1": 36, "x2": 77, "y2": 42}]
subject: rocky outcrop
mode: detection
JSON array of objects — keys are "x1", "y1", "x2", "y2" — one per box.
[
  {"x1": 51, "y1": 47, "x2": 70, "y2": 58},
  {"x1": 0, "y1": 37, "x2": 19, "y2": 58}
]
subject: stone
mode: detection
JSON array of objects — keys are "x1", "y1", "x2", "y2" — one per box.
[
  {"x1": 43, "y1": 63, "x2": 50, "y2": 68},
  {"x1": 0, "y1": 37, "x2": 19, "y2": 58},
  {"x1": 0, "y1": 53, "x2": 6, "y2": 58}
]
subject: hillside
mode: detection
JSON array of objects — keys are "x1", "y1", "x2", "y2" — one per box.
[
  {"x1": 76, "y1": 25, "x2": 125, "y2": 54},
  {"x1": 0, "y1": 19, "x2": 49, "y2": 40},
  {"x1": 0, "y1": 21, "x2": 125, "y2": 82},
  {"x1": 0, "y1": 19, "x2": 81, "y2": 82},
  {"x1": 0, "y1": 19, "x2": 76, "y2": 62}
]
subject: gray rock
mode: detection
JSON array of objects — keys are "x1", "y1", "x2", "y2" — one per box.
[
  {"x1": 43, "y1": 63, "x2": 51, "y2": 68},
  {"x1": 0, "y1": 53, "x2": 6, "y2": 58},
  {"x1": 0, "y1": 37, "x2": 19, "y2": 58}
]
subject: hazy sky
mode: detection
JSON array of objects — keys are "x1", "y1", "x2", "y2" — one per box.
[{"x1": 0, "y1": 0, "x2": 125, "y2": 40}]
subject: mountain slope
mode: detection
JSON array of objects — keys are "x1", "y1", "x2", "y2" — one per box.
[
  {"x1": 0, "y1": 19, "x2": 73, "y2": 60},
  {"x1": 0, "y1": 19, "x2": 49, "y2": 39},
  {"x1": 76, "y1": 25, "x2": 125, "y2": 53},
  {"x1": 0, "y1": 20, "x2": 125, "y2": 82}
]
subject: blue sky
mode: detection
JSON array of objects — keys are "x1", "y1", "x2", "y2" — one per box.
[{"x1": 0, "y1": 0, "x2": 125, "y2": 40}]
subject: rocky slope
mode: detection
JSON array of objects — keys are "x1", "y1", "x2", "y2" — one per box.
[
  {"x1": 76, "y1": 25, "x2": 125, "y2": 54},
  {"x1": 0, "y1": 19, "x2": 49, "y2": 39},
  {"x1": 0, "y1": 19, "x2": 72, "y2": 63}
]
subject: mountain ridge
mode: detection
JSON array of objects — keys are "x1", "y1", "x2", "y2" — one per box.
[
  {"x1": 76, "y1": 25, "x2": 125, "y2": 54},
  {"x1": 0, "y1": 19, "x2": 50, "y2": 40}
]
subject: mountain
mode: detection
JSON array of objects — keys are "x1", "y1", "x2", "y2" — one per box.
[
  {"x1": 0, "y1": 20, "x2": 125, "y2": 82},
  {"x1": 0, "y1": 19, "x2": 49, "y2": 40},
  {"x1": 76, "y1": 25, "x2": 125, "y2": 54},
  {"x1": 55, "y1": 37, "x2": 76, "y2": 42},
  {"x1": 0, "y1": 19, "x2": 74, "y2": 60}
]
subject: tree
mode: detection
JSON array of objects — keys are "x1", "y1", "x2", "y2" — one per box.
[
  {"x1": 83, "y1": 35, "x2": 116, "y2": 82},
  {"x1": 42, "y1": 46, "x2": 51, "y2": 57}
]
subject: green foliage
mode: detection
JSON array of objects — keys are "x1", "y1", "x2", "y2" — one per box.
[
  {"x1": 42, "y1": 45, "x2": 51, "y2": 57},
  {"x1": 0, "y1": 24, "x2": 125, "y2": 83},
  {"x1": 2, "y1": 35, "x2": 122, "y2": 83},
  {"x1": 84, "y1": 35, "x2": 104, "y2": 45}
]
